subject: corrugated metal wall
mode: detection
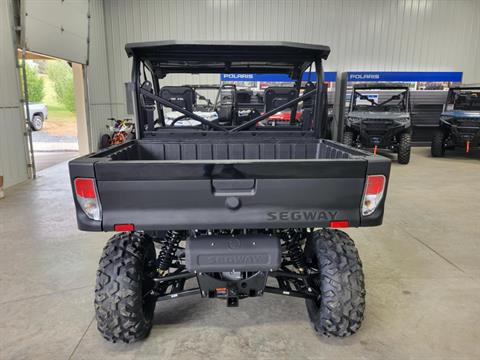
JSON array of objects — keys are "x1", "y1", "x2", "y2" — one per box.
[
  {"x1": 86, "y1": 0, "x2": 480, "y2": 136},
  {"x1": 87, "y1": 0, "x2": 113, "y2": 150},
  {"x1": 0, "y1": 0, "x2": 29, "y2": 188}
]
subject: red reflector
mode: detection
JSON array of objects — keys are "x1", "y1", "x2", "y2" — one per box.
[
  {"x1": 114, "y1": 224, "x2": 135, "y2": 232},
  {"x1": 366, "y1": 175, "x2": 385, "y2": 195},
  {"x1": 329, "y1": 220, "x2": 350, "y2": 228},
  {"x1": 74, "y1": 178, "x2": 96, "y2": 198}
]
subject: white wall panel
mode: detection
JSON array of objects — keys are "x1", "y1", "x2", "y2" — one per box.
[
  {"x1": 87, "y1": 0, "x2": 480, "y2": 142},
  {"x1": 86, "y1": 0, "x2": 113, "y2": 150},
  {"x1": 0, "y1": 0, "x2": 29, "y2": 188},
  {"x1": 23, "y1": 0, "x2": 89, "y2": 64}
]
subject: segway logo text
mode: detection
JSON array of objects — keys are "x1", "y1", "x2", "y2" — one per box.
[{"x1": 266, "y1": 210, "x2": 338, "y2": 221}]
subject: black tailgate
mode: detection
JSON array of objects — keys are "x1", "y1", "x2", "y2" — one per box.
[{"x1": 94, "y1": 159, "x2": 368, "y2": 230}]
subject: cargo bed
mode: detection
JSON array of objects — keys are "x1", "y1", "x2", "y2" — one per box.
[
  {"x1": 70, "y1": 132, "x2": 390, "y2": 231},
  {"x1": 97, "y1": 133, "x2": 363, "y2": 161}
]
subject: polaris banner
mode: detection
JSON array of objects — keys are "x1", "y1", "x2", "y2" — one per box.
[
  {"x1": 347, "y1": 71, "x2": 463, "y2": 82},
  {"x1": 220, "y1": 71, "x2": 337, "y2": 82}
]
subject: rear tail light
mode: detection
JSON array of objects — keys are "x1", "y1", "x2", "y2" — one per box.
[
  {"x1": 329, "y1": 220, "x2": 350, "y2": 228},
  {"x1": 114, "y1": 224, "x2": 135, "y2": 232},
  {"x1": 74, "y1": 178, "x2": 102, "y2": 221},
  {"x1": 362, "y1": 175, "x2": 386, "y2": 216}
]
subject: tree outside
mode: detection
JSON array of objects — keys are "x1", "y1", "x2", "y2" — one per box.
[
  {"x1": 46, "y1": 60, "x2": 76, "y2": 113},
  {"x1": 26, "y1": 59, "x2": 77, "y2": 137},
  {"x1": 23, "y1": 63, "x2": 45, "y2": 103}
]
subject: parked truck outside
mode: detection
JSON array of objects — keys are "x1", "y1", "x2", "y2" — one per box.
[{"x1": 24, "y1": 103, "x2": 48, "y2": 131}]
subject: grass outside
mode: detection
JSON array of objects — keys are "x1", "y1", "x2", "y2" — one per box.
[{"x1": 40, "y1": 74, "x2": 77, "y2": 136}]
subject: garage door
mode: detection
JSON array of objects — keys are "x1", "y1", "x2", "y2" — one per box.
[{"x1": 23, "y1": 0, "x2": 89, "y2": 64}]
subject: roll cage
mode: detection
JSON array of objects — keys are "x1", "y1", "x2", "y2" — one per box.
[
  {"x1": 126, "y1": 41, "x2": 331, "y2": 138},
  {"x1": 350, "y1": 83, "x2": 410, "y2": 113},
  {"x1": 445, "y1": 86, "x2": 480, "y2": 111}
]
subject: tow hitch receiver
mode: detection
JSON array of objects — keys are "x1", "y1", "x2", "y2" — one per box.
[{"x1": 197, "y1": 271, "x2": 269, "y2": 307}]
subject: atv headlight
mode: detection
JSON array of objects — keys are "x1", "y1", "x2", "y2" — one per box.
[
  {"x1": 396, "y1": 117, "x2": 411, "y2": 127},
  {"x1": 346, "y1": 117, "x2": 362, "y2": 126},
  {"x1": 203, "y1": 113, "x2": 219, "y2": 121}
]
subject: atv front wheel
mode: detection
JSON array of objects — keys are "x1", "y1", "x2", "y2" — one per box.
[
  {"x1": 397, "y1": 132, "x2": 411, "y2": 164},
  {"x1": 305, "y1": 229, "x2": 365, "y2": 337},
  {"x1": 431, "y1": 129, "x2": 445, "y2": 157},
  {"x1": 95, "y1": 232, "x2": 157, "y2": 343},
  {"x1": 342, "y1": 131, "x2": 354, "y2": 147}
]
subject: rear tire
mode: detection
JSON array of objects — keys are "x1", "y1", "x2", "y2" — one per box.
[
  {"x1": 305, "y1": 229, "x2": 365, "y2": 337},
  {"x1": 95, "y1": 232, "x2": 157, "y2": 343},
  {"x1": 431, "y1": 129, "x2": 445, "y2": 157},
  {"x1": 100, "y1": 134, "x2": 111, "y2": 149},
  {"x1": 343, "y1": 131, "x2": 354, "y2": 146},
  {"x1": 397, "y1": 132, "x2": 411, "y2": 164}
]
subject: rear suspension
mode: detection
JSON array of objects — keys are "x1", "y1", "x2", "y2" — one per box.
[
  {"x1": 280, "y1": 228, "x2": 307, "y2": 272},
  {"x1": 157, "y1": 230, "x2": 185, "y2": 273}
]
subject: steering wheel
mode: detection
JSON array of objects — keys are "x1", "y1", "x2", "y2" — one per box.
[{"x1": 169, "y1": 114, "x2": 189, "y2": 126}]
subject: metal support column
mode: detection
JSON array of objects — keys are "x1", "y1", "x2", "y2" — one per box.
[
  {"x1": 332, "y1": 72, "x2": 348, "y2": 142},
  {"x1": 19, "y1": 46, "x2": 36, "y2": 179}
]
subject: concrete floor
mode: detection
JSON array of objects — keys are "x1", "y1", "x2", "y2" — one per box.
[
  {"x1": 34, "y1": 151, "x2": 79, "y2": 172},
  {"x1": 0, "y1": 147, "x2": 479, "y2": 360}
]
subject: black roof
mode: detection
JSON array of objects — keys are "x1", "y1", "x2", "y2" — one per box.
[
  {"x1": 125, "y1": 41, "x2": 330, "y2": 78},
  {"x1": 353, "y1": 83, "x2": 410, "y2": 90}
]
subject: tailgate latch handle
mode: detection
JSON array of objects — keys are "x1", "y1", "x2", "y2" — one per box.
[{"x1": 211, "y1": 179, "x2": 256, "y2": 196}]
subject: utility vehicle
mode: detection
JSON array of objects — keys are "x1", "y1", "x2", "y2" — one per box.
[
  {"x1": 69, "y1": 41, "x2": 391, "y2": 343},
  {"x1": 343, "y1": 83, "x2": 412, "y2": 164},
  {"x1": 431, "y1": 85, "x2": 480, "y2": 156}
]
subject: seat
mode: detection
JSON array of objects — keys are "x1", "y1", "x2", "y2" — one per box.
[
  {"x1": 302, "y1": 82, "x2": 316, "y2": 108},
  {"x1": 159, "y1": 86, "x2": 196, "y2": 112},
  {"x1": 301, "y1": 82, "x2": 316, "y2": 130},
  {"x1": 236, "y1": 89, "x2": 252, "y2": 106},
  {"x1": 217, "y1": 85, "x2": 237, "y2": 125},
  {"x1": 264, "y1": 87, "x2": 298, "y2": 112},
  {"x1": 139, "y1": 81, "x2": 156, "y2": 131}
]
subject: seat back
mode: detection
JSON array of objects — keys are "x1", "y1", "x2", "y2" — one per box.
[
  {"x1": 236, "y1": 89, "x2": 252, "y2": 104},
  {"x1": 218, "y1": 85, "x2": 236, "y2": 125},
  {"x1": 139, "y1": 81, "x2": 156, "y2": 131},
  {"x1": 264, "y1": 87, "x2": 298, "y2": 112},
  {"x1": 302, "y1": 82, "x2": 316, "y2": 109},
  {"x1": 159, "y1": 86, "x2": 196, "y2": 112}
]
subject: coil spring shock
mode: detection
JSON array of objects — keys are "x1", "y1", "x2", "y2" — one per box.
[
  {"x1": 281, "y1": 229, "x2": 307, "y2": 272},
  {"x1": 158, "y1": 230, "x2": 183, "y2": 272}
]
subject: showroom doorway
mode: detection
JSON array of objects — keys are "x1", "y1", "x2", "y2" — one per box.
[
  {"x1": 14, "y1": 0, "x2": 90, "y2": 178},
  {"x1": 19, "y1": 50, "x2": 89, "y2": 174}
]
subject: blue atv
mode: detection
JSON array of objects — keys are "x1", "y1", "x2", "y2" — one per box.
[{"x1": 431, "y1": 85, "x2": 480, "y2": 157}]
